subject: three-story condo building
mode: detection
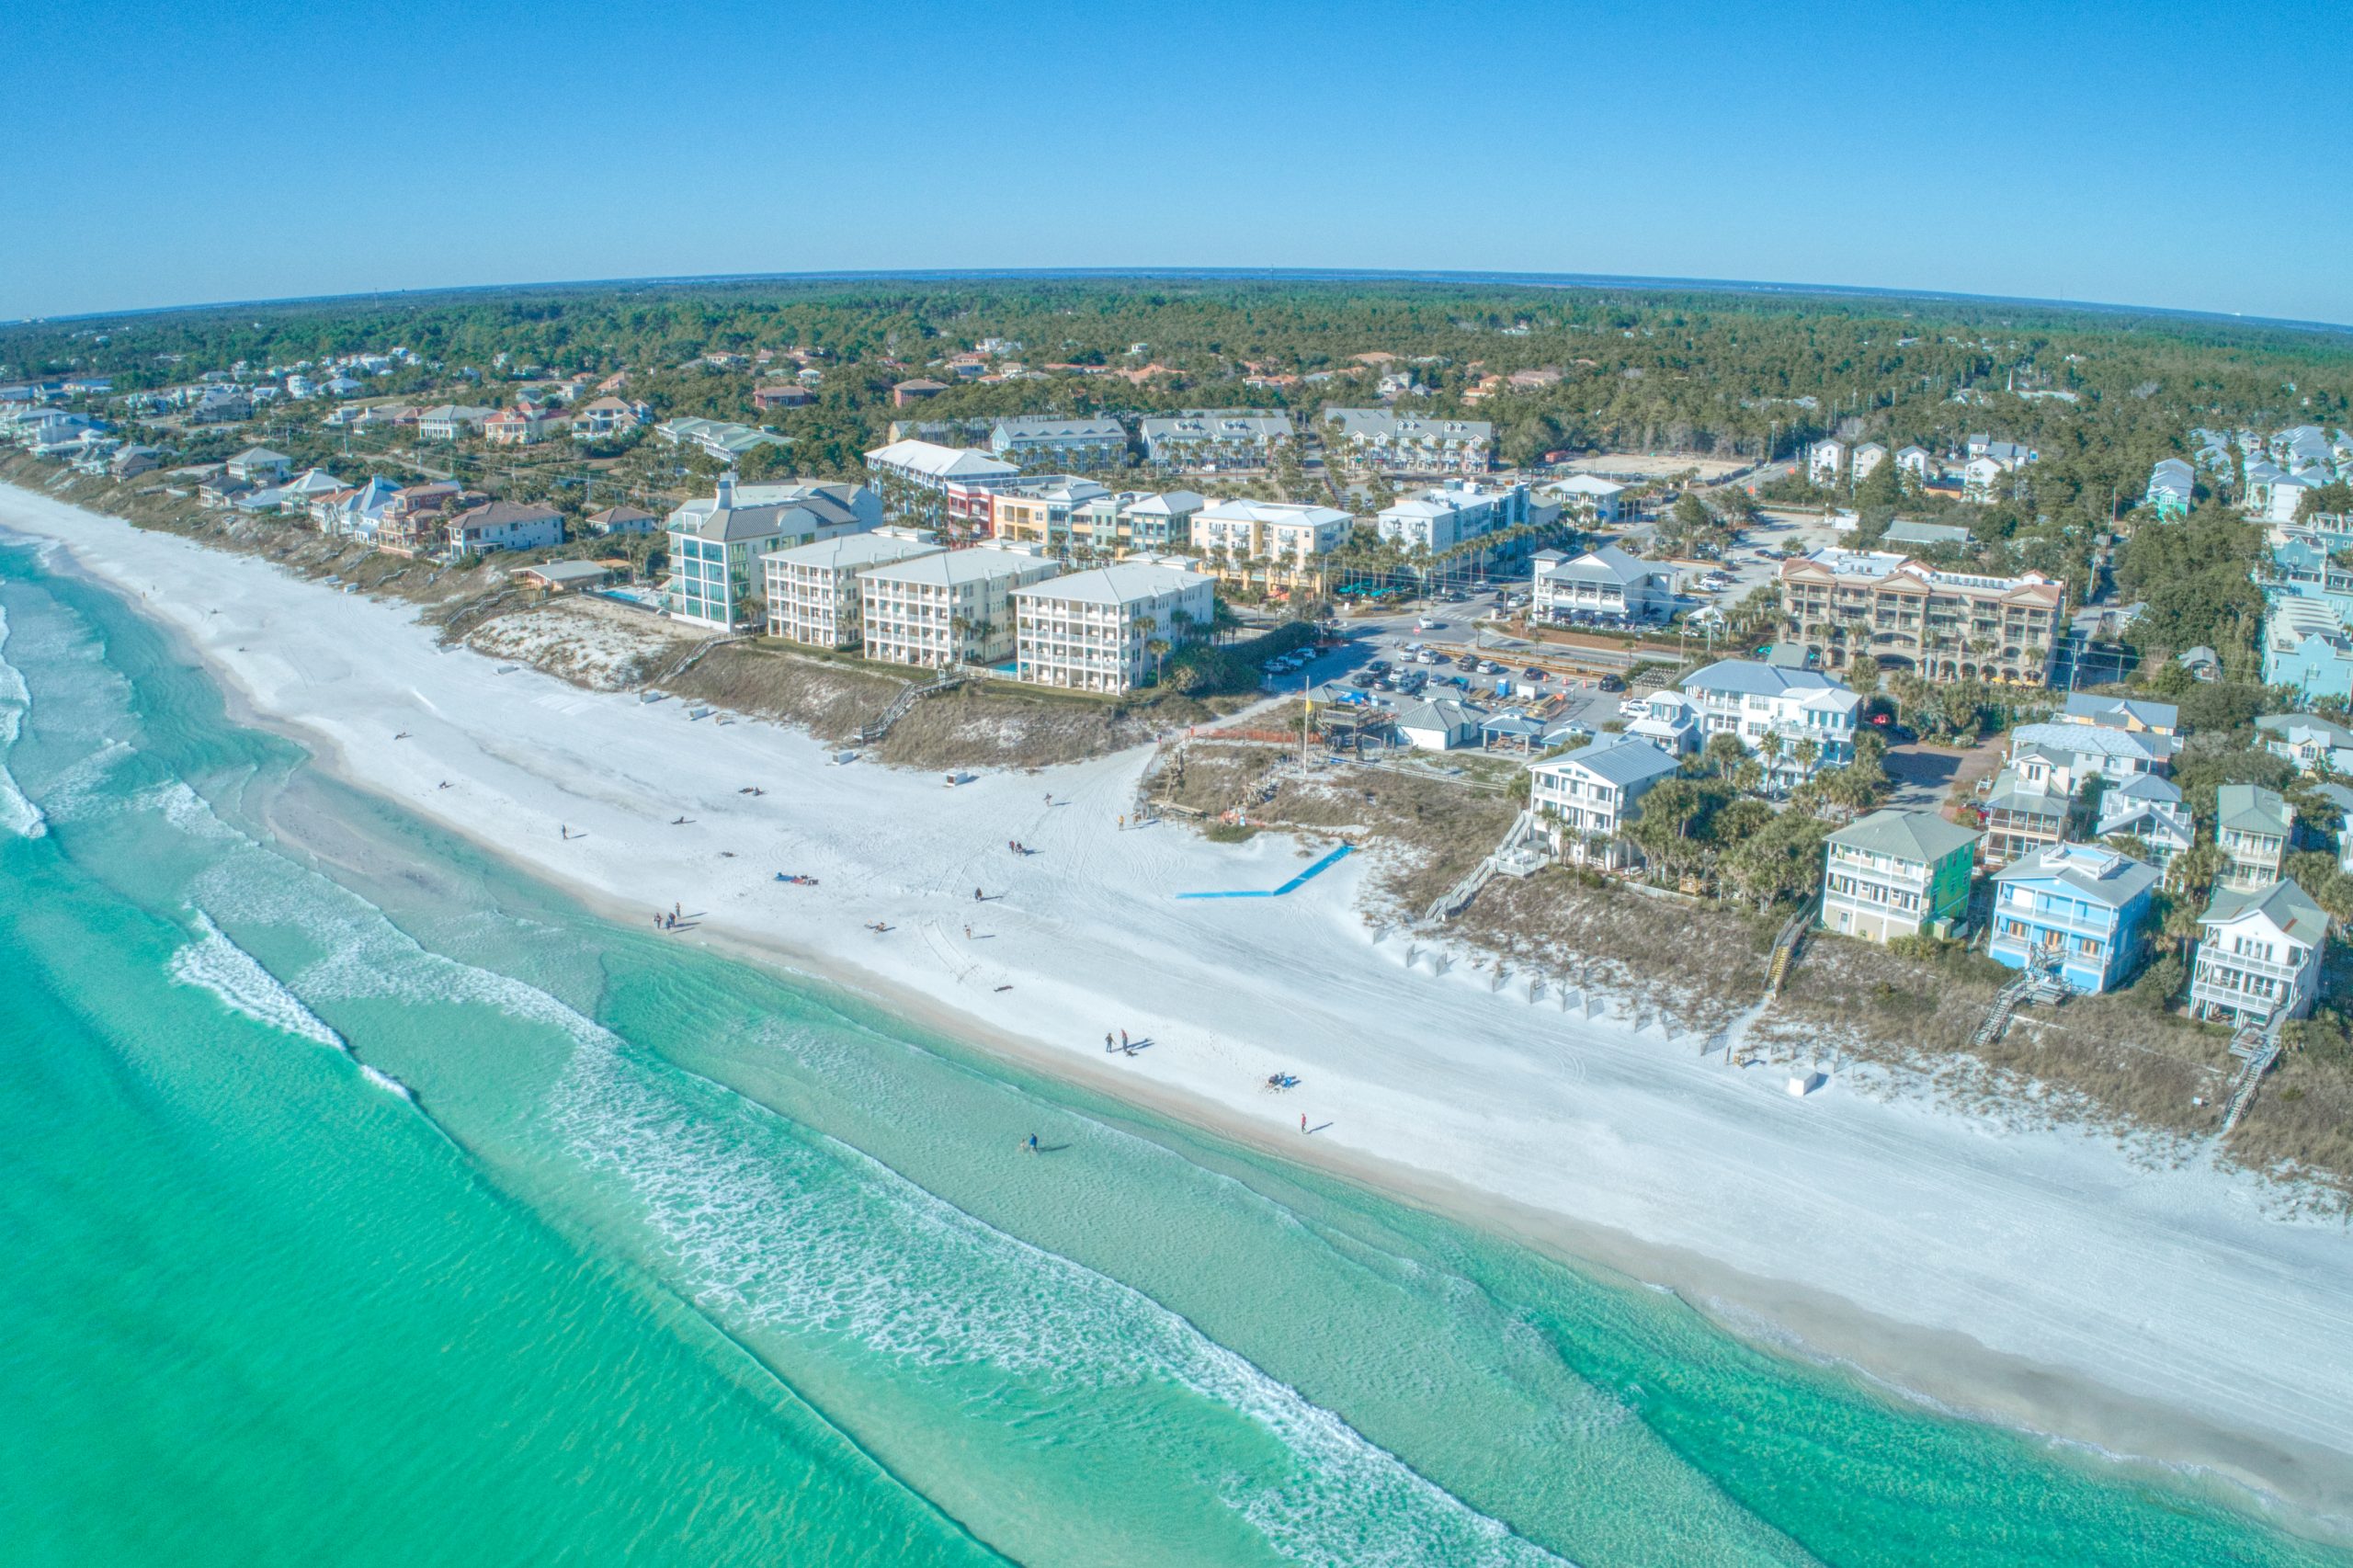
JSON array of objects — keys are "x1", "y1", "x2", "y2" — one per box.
[
  {"x1": 858, "y1": 544, "x2": 1062, "y2": 669},
  {"x1": 1988, "y1": 842, "x2": 2159, "y2": 994},
  {"x1": 2189, "y1": 880, "x2": 2328, "y2": 1027},
  {"x1": 762, "y1": 532, "x2": 943, "y2": 649},
  {"x1": 1821, "y1": 808, "x2": 1981, "y2": 943},
  {"x1": 1012, "y1": 562, "x2": 1215, "y2": 693}
]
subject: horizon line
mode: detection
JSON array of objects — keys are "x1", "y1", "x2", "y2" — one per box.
[{"x1": 8, "y1": 265, "x2": 2351, "y2": 338}]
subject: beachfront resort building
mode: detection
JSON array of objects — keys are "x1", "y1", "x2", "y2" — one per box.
[
  {"x1": 1820, "y1": 808, "x2": 1981, "y2": 944},
  {"x1": 858, "y1": 545, "x2": 1063, "y2": 669},
  {"x1": 2215, "y1": 784, "x2": 2292, "y2": 892},
  {"x1": 1530, "y1": 544, "x2": 1676, "y2": 625},
  {"x1": 1188, "y1": 499, "x2": 1354, "y2": 594},
  {"x1": 2188, "y1": 880, "x2": 2329, "y2": 1028},
  {"x1": 1677, "y1": 658, "x2": 1859, "y2": 789},
  {"x1": 1137, "y1": 410, "x2": 1294, "y2": 471},
  {"x1": 1775, "y1": 549, "x2": 2066, "y2": 686},
  {"x1": 1322, "y1": 409, "x2": 1493, "y2": 475},
  {"x1": 1527, "y1": 735, "x2": 1680, "y2": 869},
  {"x1": 761, "y1": 532, "x2": 943, "y2": 649},
  {"x1": 665, "y1": 477, "x2": 882, "y2": 631},
  {"x1": 1011, "y1": 562, "x2": 1215, "y2": 693},
  {"x1": 1987, "y1": 842, "x2": 2159, "y2": 994}
]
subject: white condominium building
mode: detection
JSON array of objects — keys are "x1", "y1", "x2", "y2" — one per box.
[
  {"x1": 1189, "y1": 498, "x2": 1354, "y2": 589},
  {"x1": 762, "y1": 532, "x2": 943, "y2": 649},
  {"x1": 1013, "y1": 562, "x2": 1216, "y2": 693},
  {"x1": 858, "y1": 545, "x2": 1063, "y2": 669}
]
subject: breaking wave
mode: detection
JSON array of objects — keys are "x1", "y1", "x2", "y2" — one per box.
[
  {"x1": 548, "y1": 1039, "x2": 1572, "y2": 1568},
  {"x1": 168, "y1": 909, "x2": 347, "y2": 1051},
  {"x1": 0, "y1": 606, "x2": 48, "y2": 838}
]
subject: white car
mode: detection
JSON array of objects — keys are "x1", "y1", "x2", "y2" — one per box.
[{"x1": 1618, "y1": 699, "x2": 1648, "y2": 718}]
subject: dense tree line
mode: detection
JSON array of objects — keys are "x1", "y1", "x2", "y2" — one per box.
[{"x1": 9, "y1": 278, "x2": 2349, "y2": 497}]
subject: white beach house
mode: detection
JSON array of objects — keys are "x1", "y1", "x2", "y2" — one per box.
[
  {"x1": 2189, "y1": 880, "x2": 2328, "y2": 1027},
  {"x1": 1527, "y1": 736, "x2": 1680, "y2": 869}
]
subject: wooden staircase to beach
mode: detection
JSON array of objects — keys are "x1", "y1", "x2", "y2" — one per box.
[
  {"x1": 2218, "y1": 1016, "x2": 2288, "y2": 1138},
  {"x1": 856, "y1": 669, "x2": 967, "y2": 745}
]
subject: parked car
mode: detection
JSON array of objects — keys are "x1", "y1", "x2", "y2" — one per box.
[
  {"x1": 1522, "y1": 665, "x2": 1547, "y2": 680},
  {"x1": 1597, "y1": 674, "x2": 1625, "y2": 691}
]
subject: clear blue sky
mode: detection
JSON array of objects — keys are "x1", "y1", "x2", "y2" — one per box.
[{"x1": 6, "y1": 0, "x2": 2348, "y2": 324}]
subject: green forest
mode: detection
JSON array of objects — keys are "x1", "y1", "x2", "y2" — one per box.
[{"x1": 9, "y1": 274, "x2": 2350, "y2": 494}]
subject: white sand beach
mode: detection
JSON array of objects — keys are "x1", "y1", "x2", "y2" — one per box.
[{"x1": 9, "y1": 483, "x2": 2353, "y2": 1523}]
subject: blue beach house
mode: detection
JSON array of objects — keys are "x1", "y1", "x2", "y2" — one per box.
[{"x1": 1987, "y1": 843, "x2": 2159, "y2": 994}]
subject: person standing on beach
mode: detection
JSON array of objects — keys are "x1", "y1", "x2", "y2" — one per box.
[
  {"x1": 1120, "y1": 1029, "x2": 1129, "y2": 1049},
  {"x1": 1301, "y1": 1114, "x2": 1307, "y2": 1132}
]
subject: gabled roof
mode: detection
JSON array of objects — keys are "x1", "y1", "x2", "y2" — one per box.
[
  {"x1": 761, "y1": 533, "x2": 939, "y2": 573},
  {"x1": 2215, "y1": 784, "x2": 2291, "y2": 836},
  {"x1": 2201, "y1": 879, "x2": 2328, "y2": 948},
  {"x1": 1120, "y1": 490, "x2": 1205, "y2": 517},
  {"x1": 1680, "y1": 657, "x2": 1852, "y2": 701},
  {"x1": 1828, "y1": 808, "x2": 1979, "y2": 864},
  {"x1": 1541, "y1": 542, "x2": 1665, "y2": 587},
  {"x1": 1532, "y1": 734, "x2": 1678, "y2": 788},
  {"x1": 2009, "y1": 722, "x2": 2176, "y2": 767},
  {"x1": 864, "y1": 437, "x2": 1019, "y2": 480},
  {"x1": 1013, "y1": 561, "x2": 1210, "y2": 607}
]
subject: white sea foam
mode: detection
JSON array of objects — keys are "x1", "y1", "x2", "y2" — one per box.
[
  {"x1": 358, "y1": 1063, "x2": 414, "y2": 1101},
  {"x1": 168, "y1": 910, "x2": 347, "y2": 1052},
  {"x1": 547, "y1": 1043, "x2": 1571, "y2": 1567},
  {"x1": 0, "y1": 606, "x2": 48, "y2": 839}
]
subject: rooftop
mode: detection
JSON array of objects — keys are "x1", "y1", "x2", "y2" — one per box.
[
  {"x1": 1014, "y1": 561, "x2": 1211, "y2": 607},
  {"x1": 1829, "y1": 807, "x2": 1980, "y2": 863}
]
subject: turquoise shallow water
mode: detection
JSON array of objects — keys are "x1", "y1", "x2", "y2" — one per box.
[{"x1": 0, "y1": 535, "x2": 2344, "y2": 1567}]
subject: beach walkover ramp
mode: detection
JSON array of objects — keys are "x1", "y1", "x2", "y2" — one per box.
[{"x1": 1175, "y1": 844, "x2": 1354, "y2": 900}]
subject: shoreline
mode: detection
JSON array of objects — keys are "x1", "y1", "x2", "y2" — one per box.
[{"x1": 8, "y1": 483, "x2": 2353, "y2": 1537}]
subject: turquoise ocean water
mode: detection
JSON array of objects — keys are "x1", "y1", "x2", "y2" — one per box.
[{"x1": 0, "y1": 534, "x2": 2342, "y2": 1567}]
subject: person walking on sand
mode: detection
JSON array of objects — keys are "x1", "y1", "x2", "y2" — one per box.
[
  {"x1": 1026, "y1": 1133, "x2": 1039, "y2": 1154},
  {"x1": 964, "y1": 923, "x2": 972, "y2": 939},
  {"x1": 1120, "y1": 1029, "x2": 1129, "y2": 1049},
  {"x1": 1301, "y1": 1113, "x2": 1307, "y2": 1133},
  {"x1": 1105, "y1": 1031, "x2": 1115, "y2": 1052}
]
